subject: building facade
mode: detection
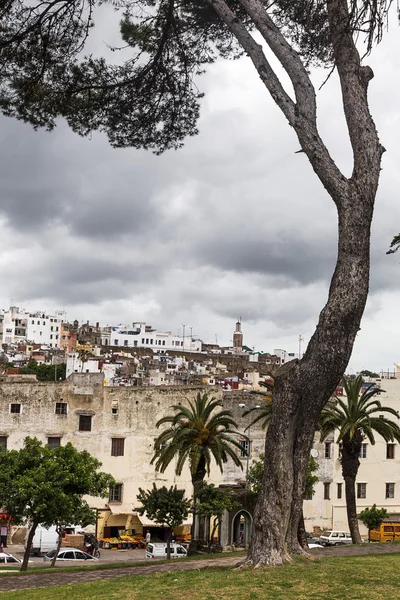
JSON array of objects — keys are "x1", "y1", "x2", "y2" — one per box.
[
  {"x1": 0, "y1": 306, "x2": 63, "y2": 348},
  {"x1": 104, "y1": 322, "x2": 202, "y2": 353}
]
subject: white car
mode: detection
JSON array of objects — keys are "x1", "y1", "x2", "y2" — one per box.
[
  {"x1": 308, "y1": 543, "x2": 324, "y2": 549},
  {"x1": 0, "y1": 552, "x2": 22, "y2": 564},
  {"x1": 319, "y1": 530, "x2": 353, "y2": 546},
  {"x1": 44, "y1": 548, "x2": 98, "y2": 562}
]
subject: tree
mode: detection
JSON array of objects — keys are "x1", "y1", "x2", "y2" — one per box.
[
  {"x1": 151, "y1": 392, "x2": 243, "y2": 544},
  {"x1": 0, "y1": 0, "x2": 392, "y2": 566},
  {"x1": 387, "y1": 234, "x2": 400, "y2": 255},
  {"x1": 358, "y1": 504, "x2": 389, "y2": 542},
  {"x1": 320, "y1": 375, "x2": 400, "y2": 544},
  {"x1": 0, "y1": 438, "x2": 114, "y2": 571},
  {"x1": 77, "y1": 349, "x2": 93, "y2": 373},
  {"x1": 197, "y1": 484, "x2": 239, "y2": 551},
  {"x1": 360, "y1": 370, "x2": 379, "y2": 379},
  {"x1": 136, "y1": 484, "x2": 192, "y2": 559},
  {"x1": 19, "y1": 359, "x2": 67, "y2": 381}
]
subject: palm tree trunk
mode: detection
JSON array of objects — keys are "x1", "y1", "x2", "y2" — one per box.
[
  {"x1": 190, "y1": 455, "x2": 206, "y2": 552},
  {"x1": 342, "y1": 443, "x2": 362, "y2": 544}
]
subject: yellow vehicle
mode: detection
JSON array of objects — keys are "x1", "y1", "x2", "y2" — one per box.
[{"x1": 370, "y1": 522, "x2": 400, "y2": 542}]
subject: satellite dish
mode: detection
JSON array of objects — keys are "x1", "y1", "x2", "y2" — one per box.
[{"x1": 310, "y1": 449, "x2": 319, "y2": 458}]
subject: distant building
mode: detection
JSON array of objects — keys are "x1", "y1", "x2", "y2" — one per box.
[
  {"x1": 0, "y1": 306, "x2": 63, "y2": 348},
  {"x1": 103, "y1": 322, "x2": 202, "y2": 353}
]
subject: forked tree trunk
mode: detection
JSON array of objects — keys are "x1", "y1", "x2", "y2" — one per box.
[
  {"x1": 342, "y1": 441, "x2": 363, "y2": 544},
  {"x1": 199, "y1": 0, "x2": 384, "y2": 567}
]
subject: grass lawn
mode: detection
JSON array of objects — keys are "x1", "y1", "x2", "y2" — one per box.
[{"x1": 2, "y1": 554, "x2": 400, "y2": 600}]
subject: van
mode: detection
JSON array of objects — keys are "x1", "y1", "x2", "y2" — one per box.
[
  {"x1": 145, "y1": 542, "x2": 187, "y2": 559},
  {"x1": 26, "y1": 526, "x2": 59, "y2": 556},
  {"x1": 370, "y1": 522, "x2": 400, "y2": 542}
]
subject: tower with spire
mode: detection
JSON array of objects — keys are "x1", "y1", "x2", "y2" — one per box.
[{"x1": 233, "y1": 318, "x2": 243, "y2": 350}]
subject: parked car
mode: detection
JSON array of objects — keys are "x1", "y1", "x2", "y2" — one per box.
[
  {"x1": 370, "y1": 522, "x2": 400, "y2": 542},
  {"x1": 0, "y1": 552, "x2": 22, "y2": 565},
  {"x1": 145, "y1": 543, "x2": 187, "y2": 559},
  {"x1": 43, "y1": 548, "x2": 99, "y2": 562},
  {"x1": 307, "y1": 543, "x2": 324, "y2": 549},
  {"x1": 319, "y1": 530, "x2": 353, "y2": 546}
]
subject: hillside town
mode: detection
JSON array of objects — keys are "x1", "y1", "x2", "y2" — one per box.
[{"x1": 1, "y1": 304, "x2": 400, "y2": 554}]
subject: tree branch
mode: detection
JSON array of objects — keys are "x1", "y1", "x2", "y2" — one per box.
[
  {"x1": 206, "y1": 0, "x2": 295, "y2": 125},
  {"x1": 326, "y1": 0, "x2": 385, "y2": 193},
  {"x1": 234, "y1": 0, "x2": 349, "y2": 206}
]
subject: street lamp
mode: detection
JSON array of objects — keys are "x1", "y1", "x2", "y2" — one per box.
[{"x1": 239, "y1": 403, "x2": 260, "y2": 486}]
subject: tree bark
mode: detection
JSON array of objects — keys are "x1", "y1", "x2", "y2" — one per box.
[
  {"x1": 342, "y1": 440, "x2": 363, "y2": 544},
  {"x1": 21, "y1": 522, "x2": 38, "y2": 572}
]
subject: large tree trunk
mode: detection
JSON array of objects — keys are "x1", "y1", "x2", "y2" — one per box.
[
  {"x1": 205, "y1": 0, "x2": 384, "y2": 567},
  {"x1": 342, "y1": 440, "x2": 362, "y2": 544}
]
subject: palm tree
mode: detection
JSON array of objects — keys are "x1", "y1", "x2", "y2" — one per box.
[
  {"x1": 77, "y1": 349, "x2": 92, "y2": 372},
  {"x1": 320, "y1": 375, "x2": 400, "y2": 543},
  {"x1": 152, "y1": 392, "x2": 244, "y2": 500}
]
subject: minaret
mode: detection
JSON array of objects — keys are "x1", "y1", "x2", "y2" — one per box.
[{"x1": 233, "y1": 318, "x2": 243, "y2": 349}]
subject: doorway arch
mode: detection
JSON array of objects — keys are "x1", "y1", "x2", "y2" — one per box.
[{"x1": 231, "y1": 510, "x2": 253, "y2": 547}]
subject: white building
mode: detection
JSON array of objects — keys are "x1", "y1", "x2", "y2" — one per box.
[
  {"x1": 103, "y1": 322, "x2": 202, "y2": 353},
  {"x1": 305, "y1": 364, "x2": 400, "y2": 536},
  {"x1": 0, "y1": 306, "x2": 63, "y2": 348}
]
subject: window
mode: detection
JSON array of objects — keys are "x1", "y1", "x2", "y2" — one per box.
[
  {"x1": 50, "y1": 335, "x2": 53, "y2": 340},
  {"x1": 48, "y1": 437, "x2": 61, "y2": 449},
  {"x1": 63, "y1": 551, "x2": 75, "y2": 560},
  {"x1": 142, "y1": 338, "x2": 145, "y2": 344},
  {"x1": 0, "y1": 436, "x2": 7, "y2": 450},
  {"x1": 386, "y1": 483, "x2": 395, "y2": 499},
  {"x1": 114, "y1": 339, "x2": 118, "y2": 346},
  {"x1": 51, "y1": 326, "x2": 53, "y2": 331},
  {"x1": 109, "y1": 483, "x2": 123, "y2": 502},
  {"x1": 150, "y1": 339, "x2": 153, "y2": 344},
  {"x1": 146, "y1": 338, "x2": 149, "y2": 344},
  {"x1": 162, "y1": 341, "x2": 165, "y2": 346},
  {"x1": 79, "y1": 415, "x2": 92, "y2": 432},
  {"x1": 325, "y1": 442, "x2": 332, "y2": 459},
  {"x1": 357, "y1": 483, "x2": 367, "y2": 499},
  {"x1": 239, "y1": 439, "x2": 251, "y2": 458},
  {"x1": 387, "y1": 444, "x2": 395, "y2": 459},
  {"x1": 324, "y1": 482, "x2": 331, "y2": 500},
  {"x1": 10, "y1": 403, "x2": 21, "y2": 414},
  {"x1": 124, "y1": 340, "x2": 129, "y2": 347},
  {"x1": 304, "y1": 489, "x2": 313, "y2": 501},
  {"x1": 359, "y1": 444, "x2": 367, "y2": 459},
  {"x1": 111, "y1": 438, "x2": 125, "y2": 457},
  {"x1": 112, "y1": 407, "x2": 119, "y2": 415},
  {"x1": 31, "y1": 320, "x2": 34, "y2": 324},
  {"x1": 337, "y1": 483, "x2": 343, "y2": 499}
]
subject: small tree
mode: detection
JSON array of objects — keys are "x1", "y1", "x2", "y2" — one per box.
[
  {"x1": 137, "y1": 485, "x2": 192, "y2": 559},
  {"x1": 358, "y1": 505, "x2": 389, "y2": 542},
  {"x1": 0, "y1": 438, "x2": 114, "y2": 571},
  {"x1": 197, "y1": 484, "x2": 240, "y2": 551}
]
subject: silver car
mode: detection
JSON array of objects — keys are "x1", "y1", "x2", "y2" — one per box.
[{"x1": 44, "y1": 548, "x2": 98, "y2": 561}]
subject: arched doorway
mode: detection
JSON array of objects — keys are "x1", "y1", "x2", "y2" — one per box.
[{"x1": 231, "y1": 510, "x2": 253, "y2": 547}]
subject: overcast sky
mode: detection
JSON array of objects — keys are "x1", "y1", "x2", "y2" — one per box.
[{"x1": 0, "y1": 9, "x2": 399, "y2": 373}]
